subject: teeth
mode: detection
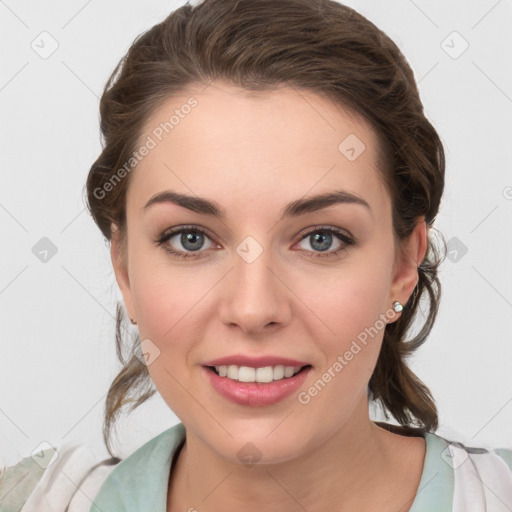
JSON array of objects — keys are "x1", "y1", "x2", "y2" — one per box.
[
  {"x1": 238, "y1": 366, "x2": 255, "y2": 382},
  {"x1": 284, "y1": 366, "x2": 295, "y2": 378},
  {"x1": 256, "y1": 367, "x2": 273, "y2": 383},
  {"x1": 273, "y1": 365, "x2": 285, "y2": 380},
  {"x1": 214, "y1": 364, "x2": 303, "y2": 383}
]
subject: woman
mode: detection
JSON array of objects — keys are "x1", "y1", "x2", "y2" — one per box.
[{"x1": 2, "y1": 0, "x2": 511, "y2": 510}]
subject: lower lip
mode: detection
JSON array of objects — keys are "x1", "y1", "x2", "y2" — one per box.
[{"x1": 202, "y1": 366, "x2": 311, "y2": 406}]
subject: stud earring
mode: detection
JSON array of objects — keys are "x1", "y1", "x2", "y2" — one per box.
[
  {"x1": 392, "y1": 301, "x2": 403, "y2": 313},
  {"x1": 130, "y1": 318, "x2": 137, "y2": 325}
]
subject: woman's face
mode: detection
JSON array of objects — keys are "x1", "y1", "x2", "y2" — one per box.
[{"x1": 111, "y1": 81, "x2": 425, "y2": 464}]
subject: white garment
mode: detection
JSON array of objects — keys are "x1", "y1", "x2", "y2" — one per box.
[
  {"x1": 18, "y1": 441, "x2": 117, "y2": 512},
  {"x1": 449, "y1": 442, "x2": 512, "y2": 512}
]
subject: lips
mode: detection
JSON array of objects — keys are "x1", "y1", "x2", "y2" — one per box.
[
  {"x1": 201, "y1": 354, "x2": 312, "y2": 405},
  {"x1": 202, "y1": 364, "x2": 312, "y2": 406}
]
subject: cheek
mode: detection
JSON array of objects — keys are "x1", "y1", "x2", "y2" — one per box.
[
  {"x1": 128, "y1": 256, "x2": 216, "y2": 393},
  {"x1": 130, "y1": 254, "x2": 206, "y2": 339},
  {"x1": 300, "y1": 251, "x2": 392, "y2": 346},
  {"x1": 297, "y1": 274, "x2": 389, "y2": 419},
  {"x1": 130, "y1": 265, "x2": 201, "y2": 413},
  {"x1": 296, "y1": 246, "x2": 393, "y2": 392}
]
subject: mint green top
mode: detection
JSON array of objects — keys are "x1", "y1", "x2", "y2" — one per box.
[{"x1": 88, "y1": 423, "x2": 462, "y2": 512}]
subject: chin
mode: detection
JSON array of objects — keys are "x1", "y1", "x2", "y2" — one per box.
[{"x1": 212, "y1": 427, "x2": 309, "y2": 467}]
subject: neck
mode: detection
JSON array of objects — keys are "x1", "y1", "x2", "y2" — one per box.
[
  {"x1": 167, "y1": 401, "x2": 424, "y2": 512},
  {"x1": 167, "y1": 398, "x2": 423, "y2": 512}
]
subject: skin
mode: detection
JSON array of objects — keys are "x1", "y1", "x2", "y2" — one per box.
[{"x1": 111, "y1": 81, "x2": 428, "y2": 512}]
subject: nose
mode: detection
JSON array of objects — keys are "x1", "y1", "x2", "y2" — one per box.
[{"x1": 218, "y1": 245, "x2": 292, "y2": 336}]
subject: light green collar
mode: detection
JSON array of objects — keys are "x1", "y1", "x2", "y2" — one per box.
[
  {"x1": 409, "y1": 431, "x2": 454, "y2": 511},
  {"x1": 90, "y1": 422, "x2": 186, "y2": 512}
]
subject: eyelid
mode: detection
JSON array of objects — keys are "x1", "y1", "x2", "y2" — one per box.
[{"x1": 297, "y1": 224, "x2": 354, "y2": 241}]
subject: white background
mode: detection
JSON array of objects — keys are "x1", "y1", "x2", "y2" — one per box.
[{"x1": 1, "y1": 0, "x2": 511, "y2": 468}]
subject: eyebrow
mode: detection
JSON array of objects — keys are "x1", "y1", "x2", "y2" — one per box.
[{"x1": 143, "y1": 189, "x2": 372, "y2": 220}]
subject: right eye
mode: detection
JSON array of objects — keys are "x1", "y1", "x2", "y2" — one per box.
[{"x1": 155, "y1": 225, "x2": 217, "y2": 259}]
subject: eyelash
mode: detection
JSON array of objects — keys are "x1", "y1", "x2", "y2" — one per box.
[{"x1": 154, "y1": 224, "x2": 356, "y2": 260}]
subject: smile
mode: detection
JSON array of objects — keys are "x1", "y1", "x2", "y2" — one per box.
[
  {"x1": 210, "y1": 364, "x2": 307, "y2": 383},
  {"x1": 203, "y1": 364, "x2": 312, "y2": 406}
]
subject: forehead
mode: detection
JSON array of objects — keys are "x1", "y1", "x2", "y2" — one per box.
[{"x1": 128, "y1": 81, "x2": 389, "y2": 217}]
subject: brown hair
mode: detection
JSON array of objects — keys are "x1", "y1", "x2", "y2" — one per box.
[{"x1": 85, "y1": 0, "x2": 446, "y2": 458}]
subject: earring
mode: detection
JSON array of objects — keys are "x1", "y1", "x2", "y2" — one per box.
[
  {"x1": 130, "y1": 318, "x2": 137, "y2": 325},
  {"x1": 392, "y1": 301, "x2": 403, "y2": 313}
]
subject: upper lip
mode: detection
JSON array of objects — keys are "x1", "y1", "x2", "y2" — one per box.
[{"x1": 202, "y1": 355, "x2": 310, "y2": 368}]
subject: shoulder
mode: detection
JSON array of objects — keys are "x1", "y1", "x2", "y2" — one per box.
[
  {"x1": 430, "y1": 432, "x2": 512, "y2": 473},
  {"x1": 0, "y1": 441, "x2": 121, "y2": 512},
  {"x1": 426, "y1": 431, "x2": 512, "y2": 509}
]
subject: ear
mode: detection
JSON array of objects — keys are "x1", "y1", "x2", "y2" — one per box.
[
  {"x1": 110, "y1": 223, "x2": 136, "y2": 322},
  {"x1": 388, "y1": 217, "x2": 428, "y2": 320}
]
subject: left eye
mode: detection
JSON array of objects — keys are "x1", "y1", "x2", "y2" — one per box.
[
  {"x1": 297, "y1": 228, "x2": 349, "y2": 254},
  {"x1": 294, "y1": 226, "x2": 355, "y2": 259}
]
